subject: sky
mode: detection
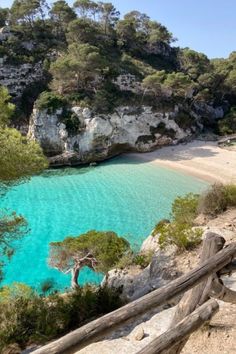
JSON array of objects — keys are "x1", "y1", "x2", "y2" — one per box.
[{"x1": 1, "y1": 0, "x2": 235, "y2": 59}]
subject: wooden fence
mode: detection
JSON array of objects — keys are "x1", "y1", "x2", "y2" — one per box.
[{"x1": 34, "y1": 232, "x2": 236, "y2": 354}]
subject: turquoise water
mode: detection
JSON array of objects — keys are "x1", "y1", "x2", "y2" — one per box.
[{"x1": 0, "y1": 156, "x2": 208, "y2": 291}]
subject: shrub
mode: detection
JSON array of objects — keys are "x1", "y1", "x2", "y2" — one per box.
[
  {"x1": 158, "y1": 222, "x2": 203, "y2": 251},
  {"x1": 152, "y1": 219, "x2": 170, "y2": 235},
  {"x1": 198, "y1": 183, "x2": 236, "y2": 217},
  {"x1": 218, "y1": 107, "x2": 236, "y2": 135},
  {"x1": 172, "y1": 193, "x2": 199, "y2": 225},
  {"x1": 59, "y1": 111, "x2": 81, "y2": 135},
  {"x1": 224, "y1": 184, "x2": 236, "y2": 207},
  {"x1": 116, "y1": 251, "x2": 134, "y2": 269},
  {"x1": 133, "y1": 251, "x2": 154, "y2": 268},
  {"x1": 35, "y1": 91, "x2": 66, "y2": 113},
  {"x1": 40, "y1": 278, "x2": 56, "y2": 295},
  {"x1": 0, "y1": 284, "x2": 123, "y2": 351}
]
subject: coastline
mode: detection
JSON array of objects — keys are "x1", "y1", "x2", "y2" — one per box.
[{"x1": 129, "y1": 140, "x2": 236, "y2": 184}]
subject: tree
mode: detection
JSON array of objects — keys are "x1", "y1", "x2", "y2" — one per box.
[
  {"x1": 178, "y1": 48, "x2": 211, "y2": 80},
  {"x1": 0, "y1": 127, "x2": 48, "y2": 184},
  {"x1": 50, "y1": 0, "x2": 76, "y2": 33},
  {"x1": 0, "y1": 8, "x2": 9, "y2": 27},
  {"x1": 0, "y1": 86, "x2": 48, "y2": 280},
  {"x1": 10, "y1": 0, "x2": 49, "y2": 25},
  {"x1": 147, "y1": 20, "x2": 174, "y2": 45},
  {"x1": 50, "y1": 43, "x2": 106, "y2": 94},
  {"x1": 142, "y1": 71, "x2": 166, "y2": 97},
  {"x1": 0, "y1": 87, "x2": 47, "y2": 184},
  {"x1": 0, "y1": 212, "x2": 28, "y2": 281},
  {"x1": 49, "y1": 230, "x2": 130, "y2": 288},
  {"x1": 73, "y1": 0, "x2": 99, "y2": 20},
  {"x1": 163, "y1": 72, "x2": 195, "y2": 99},
  {"x1": 0, "y1": 86, "x2": 15, "y2": 127},
  {"x1": 67, "y1": 18, "x2": 100, "y2": 46},
  {"x1": 98, "y1": 2, "x2": 120, "y2": 34},
  {"x1": 116, "y1": 11, "x2": 148, "y2": 51}
]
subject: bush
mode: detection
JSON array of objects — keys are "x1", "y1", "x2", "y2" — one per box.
[
  {"x1": 172, "y1": 193, "x2": 199, "y2": 225},
  {"x1": 133, "y1": 251, "x2": 154, "y2": 268},
  {"x1": 116, "y1": 251, "x2": 134, "y2": 269},
  {"x1": 0, "y1": 284, "x2": 123, "y2": 351},
  {"x1": 198, "y1": 183, "x2": 236, "y2": 217},
  {"x1": 116, "y1": 250, "x2": 154, "y2": 269},
  {"x1": 218, "y1": 107, "x2": 236, "y2": 135},
  {"x1": 224, "y1": 184, "x2": 236, "y2": 207},
  {"x1": 152, "y1": 219, "x2": 170, "y2": 235},
  {"x1": 158, "y1": 222, "x2": 202, "y2": 251},
  {"x1": 35, "y1": 91, "x2": 66, "y2": 113}
]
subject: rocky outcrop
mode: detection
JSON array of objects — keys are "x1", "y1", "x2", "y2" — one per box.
[
  {"x1": 28, "y1": 105, "x2": 198, "y2": 166},
  {"x1": 0, "y1": 61, "x2": 44, "y2": 100},
  {"x1": 113, "y1": 74, "x2": 143, "y2": 94}
]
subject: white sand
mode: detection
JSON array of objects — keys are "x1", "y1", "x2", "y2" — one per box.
[{"x1": 130, "y1": 140, "x2": 236, "y2": 184}]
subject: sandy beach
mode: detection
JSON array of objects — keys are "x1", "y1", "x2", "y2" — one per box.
[{"x1": 130, "y1": 140, "x2": 236, "y2": 184}]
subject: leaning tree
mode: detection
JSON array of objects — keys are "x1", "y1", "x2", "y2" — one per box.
[{"x1": 49, "y1": 230, "x2": 130, "y2": 289}]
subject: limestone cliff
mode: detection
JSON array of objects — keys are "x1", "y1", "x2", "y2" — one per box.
[
  {"x1": 0, "y1": 60, "x2": 44, "y2": 101},
  {"x1": 28, "y1": 105, "x2": 199, "y2": 166}
]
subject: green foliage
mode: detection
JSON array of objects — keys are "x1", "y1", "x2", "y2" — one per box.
[
  {"x1": 0, "y1": 7, "x2": 9, "y2": 27},
  {"x1": 117, "y1": 11, "x2": 174, "y2": 54},
  {"x1": 133, "y1": 251, "x2": 154, "y2": 268},
  {"x1": 142, "y1": 71, "x2": 166, "y2": 96},
  {"x1": 50, "y1": 0, "x2": 76, "y2": 29},
  {"x1": 0, "y1": 127, "x2": 48, "y2": 184},
  {"x1": 0, "y1": 86, "x2": 15, "y2": 127},
  {"x1": 49, "y1": 230, "x2": 131, "y2": 274},
  {"x1": 163, "y1": 72, "x2": 195, "y2": 99},
  {"x1": 198, "y1": 183, "x2": 236, "y2": 217},
  {"x1": 116, "y1": 249, "x2": 154, "y2": 269},
  {"x1": 152, "y1": 219, "x2": 170, "y2": 236},
  {"x1": 0, "y1": 87, "x2": 47, "y2": 281},
  {"x1": 50, "y1": 43, "x2": 107, "y2": 94},
  {"x1": 0, "y1": 211, "x2": 28, "y2": 280},
  {"x1": 0, "y1": 282, "x2": 34, "y2": 303},
  {"x1": 179, "y1": 48, "x2": 211, "y2": 79},
  {"x1": 218, "y1": 107, "x2": 236, "y2": 135},
  {"x1": 10, "y1": 0, "x2": 49, "y2": 25},
  {"x1": 158, "y1": 222, "x2": 202, "y2": 251},
  {"x1": 35, "y1": 91, "x2": 66, "y2": 113},
  {"x1": 172, "y1": 193, "x2": 199, "y2": 225},
  {"x1": 224, "y1": 184, "x2": 236, "y2": 207},
  {"x1": 155, "y1": 193, "x2": 201, "y2": 251},
  {"x1": 0, "y1": 284, "x2": 123, "y2": 350},
  {"x1": 0, "y1": 0, "x2": 234, "y2": 114},
  {"x1": 40, "y1": 278, "x2": 56, "y2": 295}
]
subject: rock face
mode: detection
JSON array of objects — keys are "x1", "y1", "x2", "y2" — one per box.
[
  {"x1": 102, "y1": 234, "x2": 179, "y2": 301},
  {"x1": 28, "y1": 105, "x2": 197, "y2": 166},
  {"x1": 0, "y1": 61, "x2": 44, "y2": 101}
]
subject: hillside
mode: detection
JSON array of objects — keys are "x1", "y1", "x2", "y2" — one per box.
[{"x1": 0, "y1": 1, "x2": 236, "y2": 165}]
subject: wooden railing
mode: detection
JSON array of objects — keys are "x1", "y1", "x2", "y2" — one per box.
[{"x1": 33, "y1": 232, "x2": 236, "y2": 354}]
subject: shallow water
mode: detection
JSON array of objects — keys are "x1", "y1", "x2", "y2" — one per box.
[{"x1": 0, "y1": 155, "x2": 208, "y2": 291}]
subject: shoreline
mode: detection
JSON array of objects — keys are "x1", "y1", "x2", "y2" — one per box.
[{"x1": 128, "y1": 140, "x2": 236, "y2": 184}]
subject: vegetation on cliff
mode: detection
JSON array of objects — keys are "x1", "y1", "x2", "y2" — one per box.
[
  {"x1": 0, "y1": 86, "x2": 48, "y2": 282},
  {"x1": 0, "y1": 1, "x2": 235, "y2": 132},
  {"x1": 155, "y1": 183, "x2": 236, "y2": 251}
]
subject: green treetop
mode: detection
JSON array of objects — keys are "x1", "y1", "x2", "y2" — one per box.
[{"x1": 49, "y1": 230, "x2": 130, "y2": 288}]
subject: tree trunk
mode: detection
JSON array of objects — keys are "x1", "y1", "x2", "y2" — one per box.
[{"x1": 71, "y1": 266, "x2": 80, "y2": 289}]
